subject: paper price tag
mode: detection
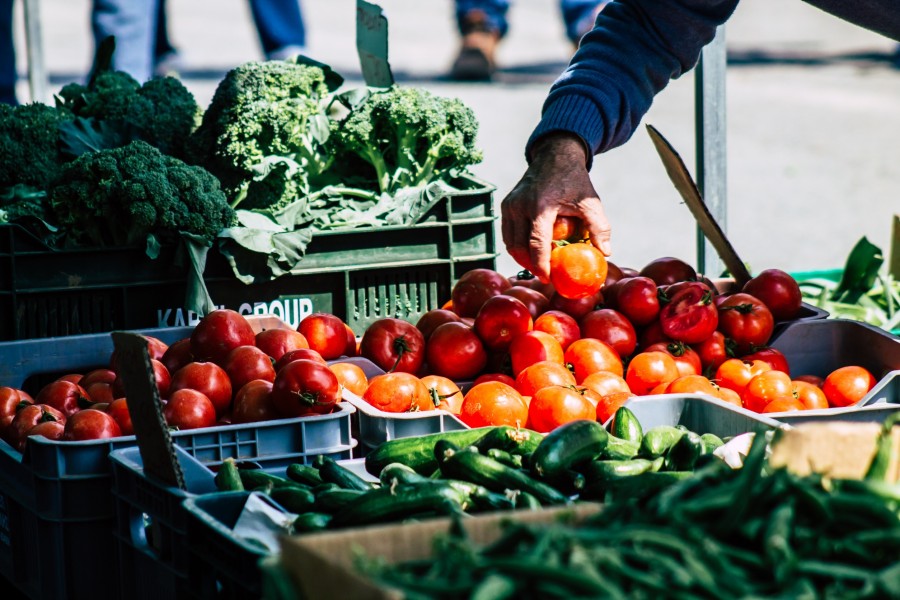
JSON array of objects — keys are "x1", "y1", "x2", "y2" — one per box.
[{"x1": 356, "y1": 0, "x2": 394, "y2": 88}]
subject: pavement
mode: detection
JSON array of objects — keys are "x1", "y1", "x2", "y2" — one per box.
[{"x1": 15, "y1": 0, "x2": 900, "y2": 278}]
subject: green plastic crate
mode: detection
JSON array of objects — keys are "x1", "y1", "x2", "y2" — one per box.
[
  {"x1": 791, "y1": 268, "x2": 900, "y2": 335},
  {"x1": 0, "y1": 177, "x2": 497, "y2": 339}
]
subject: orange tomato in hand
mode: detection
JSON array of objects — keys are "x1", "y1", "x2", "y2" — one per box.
[{"x1": 549, "y1": 242, "x2": 607, "y2": 300}]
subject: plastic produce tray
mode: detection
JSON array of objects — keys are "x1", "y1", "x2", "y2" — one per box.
[
  {"x1": 769, "y1": 371, "x2": 900, "y2": 426},
  {"x1": 0, "y1": 176, "x2": 497, "y2": 340},
  {"x1": 618, "y1": 394, "x2": 785, "y2": 438},
  {"x1": 331, "y1": 357, "x2": 470, "y2": 455}
]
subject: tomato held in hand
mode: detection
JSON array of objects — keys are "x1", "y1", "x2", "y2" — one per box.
[
  {"x1": 223, "y1": 345, "x2": 277, "y2": 392},
  {"x1": 272, "y1": 359, "x2": 341, "y2": 417},
  {"x1": 164, "y1": 389, "x2": 217, "y2": 430},
  {"x1": 451, "y1": 269, "x2": 512, "y2": 318},
  {"x1": 579, "y1": 308, "x2": 637, "y2": 358},
  {"x1": 821, "y1": 366, "x2": 876, "y2": 408},
  {"x1": 474, "y1": 295, "x2": 534, "y2": 352},
  {"x1": 360, "y1": 318, "x2": 426, "y2": 375},
  {"x1": 459, "y1": 382, "x2": 528, "y2": 428},
  {"x1": 362, "y1": 372, "x2": 430, "y2": 413},
  {"x1": 742, "y1": 269, "x2": 802, "y2": 321},
  {"x1": 191, "y1": 309, "x2": 256, "y2": 365},
  {"x1": 717, "y1": 293, "x2": 775, "y2": 353},
  {"x1": 231, "y1": 380, "x2": 278, "y2": 424},
  {"x1": 255, "y1": 328, "x2": 308, "y2": 361},
  {"x1": 169, "y1": 362, "x2": 233, "y2": 416},
  {"x1": 552, "y1": 216, "x2": 589, "y2": 243},
  {"x1": 549, "y1": 242, "x2": 607, "y2": 300},
  {"x1": 63, "y1": 409, "x2": 122, "y2": 441},
  {"x1": 527, "y1": 386, "x2": 596, "y2": 433},
  {"x1": 298, "y1": 313, "x2": 348, "y2": 360},
  {"x1": 658, "y1": 283, "x2": 718, "y2": 344}
]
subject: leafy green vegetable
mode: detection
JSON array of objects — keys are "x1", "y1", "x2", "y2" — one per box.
[{"x1": 0, "y1": 102, "x2": 73, "y2": 192}]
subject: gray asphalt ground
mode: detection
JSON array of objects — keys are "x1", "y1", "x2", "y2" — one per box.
[{"x1": 16, "y1": 0, "x2": 900, "y2": 278}]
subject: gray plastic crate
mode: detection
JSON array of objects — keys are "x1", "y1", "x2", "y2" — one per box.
[
  {"x1": 617, "y1": 394, "x2": 785, "y2": 438},
  {"x1": 332, "y1": 357, "x2": 470, "y2": 455},
  {"x1": 768, "y1": 403, "x2": 900, "y2": 426}
]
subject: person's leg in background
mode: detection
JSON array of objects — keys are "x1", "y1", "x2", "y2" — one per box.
[
  {"x1": 0, "y1": 0, "x2": 17, "y2": 104},
  {"x1": 91, "y1": 0, "x2": 157, "y2": 82},
  {"x1": 247, "y1": 0, "x2": 306, "y2": 61},
  {"x1": 450, "y1": 0, "x2": 509, "y2": 81},
  {"x1": 153, "y1": 0, "x2": 182, "y2": 77},
  {"x1": 560, "y1": 0, "x2": 608, "y2": 48}
]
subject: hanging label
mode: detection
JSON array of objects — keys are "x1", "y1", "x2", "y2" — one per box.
[{"x1": 356, "y1": 0, "x2": 394, "y2": 88}]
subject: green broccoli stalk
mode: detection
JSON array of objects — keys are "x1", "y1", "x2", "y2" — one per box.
[
  {"x1": 187, "y1": 57, "x2": 342, "y2": 212},
  {"x1": 49, "y1": 140, "x2": 236, "y2": 248},
  {"x1": 332, "y1": 86, "x2": 483, "y2": 195}
]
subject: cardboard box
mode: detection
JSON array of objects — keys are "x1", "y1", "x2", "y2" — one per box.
[
  {"x1": 278, "y1": 503, "x2": 601, "y2": 600},
  {"x1": 769, "y1": 422, "x2": 900, "y2": 482}
]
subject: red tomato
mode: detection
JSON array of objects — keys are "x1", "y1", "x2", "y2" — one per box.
[
  {"x1": 742, "y1": 269, "x2": 802, "y2": 321},
  {"x1": 474, "y1": 295, "x2": 534, "y2": 352},
  {"x1": 717, "y1": 293, "x2": 775, "y2": 353},
  {"x1": 794, "y1": 374, "x2": 824, "y2": 387},
  {"x1": 472, "y1": 373, "x2": 517, "y2": 387},
  {"x1": 80, "y1": 369, "x2": 116, "y2": 389},
  {"x1": 596, "y1": 391, "x2": 635, "y2": 424},
  {"x1": 691, "y1": 331, "x2": 733, "y2": 373},
  {"x1": 35, "y1": 380, "x2": 91, "y2": 418},
  {"x1": 9, "y1": 404, "x2": 66, "y2": 451},
  {"x1": 643, "y1": 342, "x2": 702, "y2": 377},
  {"x1": 564, "y1": 338, "x2": 623, "y2": 382},
  {"x1": 415, "y1": 309, "x2": 461, "y2": 340},
  {"x1": 514, "y1": 361, "x2": 577, "y2": 397},
  {"x1": 549, "y1": 242, "x2": 608, "y2": 300},
  {"x1": 0, "y1": 387, "x2": 33, "y2": 424},
  {"x1": 743, "y1": 370, "x2": 794, "y2": 412},
  {"x1": 625, "y1": 351, "x2": 679, "y2": 396},
  {"x1": 161, "y1": 338, "x2": 195, "y2": 375},
  {"x1": 169, "y1": 362, "x2": 233, "y2": 416},
  {"x1": 298, "y1": 313, "x2": 348, "y2": 360},
  {"x1": 717, "y1": 386, "x2": 743, "y2": 408},
  {"x1": 62, "y1": 408, "x2": 122, "y2": 441},
  {"x1": 223, "y1": 345, "x2": 277, "y2": 393},
  {"x1": 552, "y1": 215, "x2": 589, "y2": 242},
  {"x1": 56, "y1": 374, "x2": 83, "y2": 385},
  {"x1": 451, "y1": 268, "x2": 512, "y2": 318},
  {"x1": 821, "y1": 366, "x2": 876, "y2": 408},
  {"x1": 639, "y1": 257, "x2": 697, "y2": 286},
  {"x1": 658, "y1": 283, "x2": 718, "y2": 344},
  {"x1": 360, "y1": 317, "x2": 426, "y2": 374},
  {"x1": 604, "y1": 261, "x2": 627, "y2": 287},
  {"x1": 527, "y1": 387, "x2": 595, "y2": 433},
  {"x1": 741, "y1": 347, "x2": 790, "y2": 376},
  {"x1": 614, "y1": 276, "x2": 661, "y2": 326},
  {"x1": 637, "y1": 320, "x2": 670, "y2": 349},
  {"x1": 791, "y1": 380, "x2": 829, "y2": 410},
  {"x1": 271, "y1": 359, "x2": 341, "y2": 417},
  {"x1": 362, "y1": 372, "x2": 429, "y2": 413},
  {"x1": 425, "y1": 322, "x2": 488, "y2": 380},
  {"x1": 107, "y1": 398, "x2": 134, "y2": 435},
  {"x1": 231, "y1": 380, "x2": 278, "y2": 424},
  {"x1": 254, "y1": 328, "x2": 309, "y2": 361},
  {"x1": 275, "y1": 348, "x2": 327, "y2": 372},
  {"x1": 502, "y1": 286, "x2": 550, "y2": 320},
  {"x1": 343, "y1": 324, "x2": 358, "y2": 357},
  {"x1": 420, "y1": 375, "x2": 463, "y2": 413},
  {"x1": 533, "y1": 310, "x2": 580, "y2": 352},
  {"x1": 109, "y1": 335, "x2": 169, "y2": 372},
  {"x1": 714, "y1": 358, "x2": 772, "y2": 396},
  {"x1": 508, "y1": 331, "x2": 565, "y2": 377},
  {"x1": 579, "y1": 308, "x2": 637, "y2": 358},
  {"x1": 84, "y1": 382, "x2": 115, "y2": 405},
  {"x1": 459, "y1": 382, "x2": 528, "y2": 428},
  {"x1": 191, "y1": 309, "x2": 256, "y2": 365},
  {"x1": 548, "y1": 289, "x2": 603, "y2": 320},
  {"x1": 328, "y1": 362, "x2": 368, "y2": 397},
  {"x1": 113, "y1": 358, "x2": 171, "y2": 400},
  {"x1": 25, "y1": 420, "x2": 65, "y2": 445},
  {"x1": 164, "y1": 389, "x2": 217, "y2": 430},
  {"x1": 507, "y1": 270, "x2": 555, "y2": 299}
]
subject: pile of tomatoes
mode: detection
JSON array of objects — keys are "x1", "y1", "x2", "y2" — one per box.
[{"x1": 0, "y1": 309, "x2": 358, "y2": 451}]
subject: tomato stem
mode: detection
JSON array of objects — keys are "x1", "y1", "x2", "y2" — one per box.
[{"x1": 389, "y1": 336, "x2": 412, "y2": 373}]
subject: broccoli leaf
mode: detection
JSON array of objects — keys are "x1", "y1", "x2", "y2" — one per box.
[{"x1": 58, "y1": 116, "x2": 139, "y2": 159}]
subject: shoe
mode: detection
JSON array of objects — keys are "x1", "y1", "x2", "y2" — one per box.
[
  {"x1": 449, "y1": 10, "x2": 500, "y2": 81},
  {"x1": 267, "y1": 45, "x2": 306, "y2": 62},
  {"x1": 153, "y1": 51, "x2": 182, "y2": 78}
]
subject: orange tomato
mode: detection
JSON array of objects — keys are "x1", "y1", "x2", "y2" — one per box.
[
  {"x1": 716, "y1": 386, "x2": 743, "y2": 408},
  {"x1": 328, "y1": 362, "x2": 368, "y2": 397},
  {"x1": 742, "y1": 370, "x2": 793, "y2": 413},
  {"x1": 420, "y1": 375, "x2": 463, "y2": 414},
  {"x1": 514, "y1": 361, "x2": 576, "y2": 397},
  {"x1": 459, "y1": 382, "x2": 528, "y2": 428},
  {"x1": 791, "y1": 380, "x2": 828, "y2": 410},
  {"x1": 564, "y1": 338, "x2": 623, "y2": 382},
  {"x1": 762, "y1": 397, "x2": 805, "y2": 413},
  {"x1": 595, "y1": 391, "x2": 635, "y2": 423},
  {"x1": 714, "y1": 358, "x2": 772, "y2": 396},
  {"x1": 625, "y1": 351, "x2": 679, "y2": 396},
  {"x1": 549, "y1": 242, "x2": 608, "y2": 300},
  {"x1": 821, "y1": 366, "x2": 877, "y2": 408},
  {"x1": 508, "y1": 331, "x2": 565, "y2": 377},
  {"x1": 664, "y1": 374, "x2": 719, "y2": 396},
  {"x1": 527, "y1": 386, "x2": 596, "y2": 433},
  {"x1": 362, "y1": 372, "x2": 430, "y2": 413},
  {"x1": 581, "y1": 371, "x2": 631, "y2": 398}
]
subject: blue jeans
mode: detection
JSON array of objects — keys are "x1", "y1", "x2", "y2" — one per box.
[
  {"x1": 248, "y1": 0, "x2": 306, "y2": 56},
  {"x1": 456, "y1": 0, "x2": 603, "y2": 41},
  {"x1": 1, "y1": 0, "x2": 16, "y2": 104},
  {"x1": 92, "y1": 0, "x2": 156, "y2": 82}
]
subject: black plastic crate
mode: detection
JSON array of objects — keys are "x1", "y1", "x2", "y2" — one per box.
[{"x1": 0, "y1": 177, "x2": 497, "y2": 339}]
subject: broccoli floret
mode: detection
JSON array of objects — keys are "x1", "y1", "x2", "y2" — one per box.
[
  {"x1": 0, "y1": 184, "x2": 51, "y2": 224},
  {"x1": 57, "y1": 71, "x2": 201, "y2": 159},
  {"x1": 332, "y1": 86, "x2": 483, "y2": 194},
  {"x1": 187, "y1": 58, "x2": 339, "y2": 211},
  {"x1": 49, "y1": 140, "x2": 235, "y2": 247},
  {"x1": 0, "y1": 102, "x2": 74, "y2": 190}
]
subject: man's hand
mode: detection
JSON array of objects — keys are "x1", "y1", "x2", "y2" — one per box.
[{"x1": 500, "y1": 132, "x2": 611, "y2": 282}]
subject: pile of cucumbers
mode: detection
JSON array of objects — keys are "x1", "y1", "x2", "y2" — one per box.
[{"x1": 215, "y1": 407, "x2": 733, "y2": 533}]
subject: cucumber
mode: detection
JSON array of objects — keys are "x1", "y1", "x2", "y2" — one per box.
[
  {"x1": 611, "y1": 406, "x2": 643, "y2": 445},
  {"x1": 580, "y1": 459, "x2": 655, "y2": 499},
  {"x1": 238, "y1": 470, "x2": 300, "y2": 491},
  {"x1": 531, "y1": 420, "x2": 608, "y2": 480},
  {"x1": 639, "y1": 425, "x2": 685, "y2": 459},
  {"x1": 664, "y1": 431, "x2": 704, "y2": 471},
  {"x1": 365, "y1": 427, "x2": 493, "y2": 476},
  {"x1": 331, "y1": 482, "x2": 470, "y2": 528},
  {"x1": 700, "y1": 433, "x2": 725, "y2": 454},
  {"x1": 270, "y1": 486, "x2": 317, "y2": 513},
  {"x1": 314, "y1": 488, "x2": 366, "y2": 513},
  {"x1": 472, "y1": 426, "x2": 544, "y2": 456},
  {"x1": 379, "y1": 463, "x2": 431, "y2": 487},
  {"x1": 286, "y1": 463, "x2": 324, "y2": 487},
  {"x1": 437, "y1": 443, "x2": 569, "y2": 506},
  {"x1": 214, "y1": 458, "x2": 245, "y2": 492},
  {"x1": 486, "y1": 448, "x2": 524, "y2": 469},
  {"x1": 602, "y1": 435, "x2": 641, "y2": 460},
  {"x1": 292, "y1": 512, "x2": 332, "y2": 533},
  {"x1": 314, "y1": 455, "x2": 375, "y2": 492},
  {"x1": 513, "y1": 491, "x2": 543, "y2": 510}
]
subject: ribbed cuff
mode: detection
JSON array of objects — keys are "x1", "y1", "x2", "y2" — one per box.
[{"x1": 526, "y1": 94, "x2": 605, "y2": 169}]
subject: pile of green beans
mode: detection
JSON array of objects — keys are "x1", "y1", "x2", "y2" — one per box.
[{"x1": 363, "y1": 436, "x2": 900, "y2": 599}]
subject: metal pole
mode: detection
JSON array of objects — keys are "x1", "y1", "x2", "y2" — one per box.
[
  {"x1": 22, "y1": 0, "x2": 48, "y2": 103},
  {"x1": 694, "y1": 26, "x2": 727, "y2": 278}
]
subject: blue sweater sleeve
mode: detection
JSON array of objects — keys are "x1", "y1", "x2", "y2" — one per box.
[{"x1": 527, "y1": 0, "x2": 739, "y2": 163}]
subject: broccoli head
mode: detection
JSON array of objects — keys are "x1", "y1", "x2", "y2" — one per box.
[
  {"x1": 0, "y1": 102, "x2": 74, "y2": 190},
  {"x1": 57, "y1": 71, "x2": 201, "y2": 159},
  {"x1": 332, "y1": 86, "x2": 483, "y2": 195},
  {"x1": 187, "y1": 58, "x2": 340, "y2": 211},
  {"x1": 49, "y1": 140, "x2": 235, "y2": 248}
]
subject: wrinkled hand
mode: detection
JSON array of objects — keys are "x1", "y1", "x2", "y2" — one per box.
[{"x1": 500, "y1": 132, "x2": 611, "y2": 282}]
